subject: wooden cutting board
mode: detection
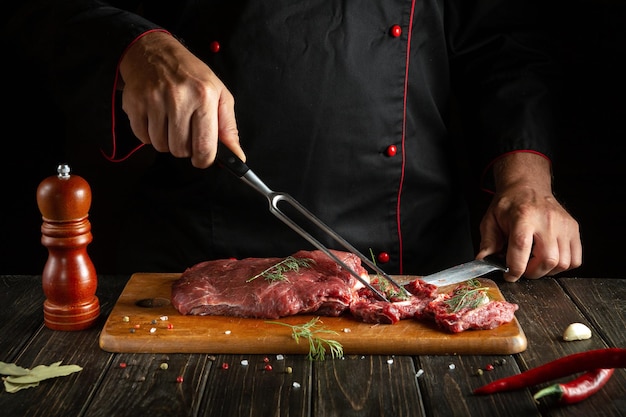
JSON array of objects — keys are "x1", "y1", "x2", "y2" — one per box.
[{"x1": 99, "y1": 273, "x2": 527, "y2": 355}]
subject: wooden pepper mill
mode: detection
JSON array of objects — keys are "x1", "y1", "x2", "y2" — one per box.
[{"x1": 36, "y1": 164, "x2": 100, "y2": 330}]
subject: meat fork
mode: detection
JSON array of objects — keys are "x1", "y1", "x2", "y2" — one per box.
[{"x1": 216, "y1": 145, "x2": 408, "y2": 302}]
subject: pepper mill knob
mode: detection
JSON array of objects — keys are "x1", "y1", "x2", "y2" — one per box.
[{"x1": 36, "y1": 164, "x2": 100, "y2": 330}]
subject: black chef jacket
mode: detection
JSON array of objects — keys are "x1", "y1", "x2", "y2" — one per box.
[{"x1": 4, "y1": 1, "x2": 559, "y2": 275}]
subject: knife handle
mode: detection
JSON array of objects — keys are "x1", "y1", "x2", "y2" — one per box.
[{"x1": 216, "y1": 143, "x2": 249, "y2": 178}]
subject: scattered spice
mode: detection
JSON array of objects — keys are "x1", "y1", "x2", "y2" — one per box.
[
  {"x1": 119, "y1": 362, "x2": 127, "y2": 369},
  {"x1": 264, "y1": 364, "x2": 273, "y2": 371},
  {"x1": 122, "y1": 316, "x2": 130, "y2": 322},
  {"x1": 160, "y1": 363, "x2": 169, "y2": 370},
  {"x1": 240, "y1": 360, "x2": 249, "y2": 366},
  {"x1": 246, "y1": 256, "x2": 314, "y2": 283},
  {"x1": 167, "y1": 323, "x2": 174, "y2": 329},
  {"x1": 285, "y1": 366, "x2": 293, "y2": 374},
  {"x1": 176, "y1": 376, "x2": 184, "y2": 383},
  {"x1": 415, "y1": 369, "x2": 424, "y2": 378},
  {"x1": 485, "y1": 364, "x2": 494, "y2": 371},
  {"x1": 221, "y1": 363, "x2": 229, "y2": 370}
]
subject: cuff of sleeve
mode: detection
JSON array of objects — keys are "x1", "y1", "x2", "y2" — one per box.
[{"x1": 102, "y1": 29, "x2": 171, "y2": 163}]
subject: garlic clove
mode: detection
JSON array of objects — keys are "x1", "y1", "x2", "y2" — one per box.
[{"x1": 562, "y1": 322, "x2": 592, "y2": 341}]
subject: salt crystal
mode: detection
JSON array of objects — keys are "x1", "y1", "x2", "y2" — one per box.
[
  {"x1": 224, "y1": 330, "x2": 231, "y2": 335},
  {"x1": 448, "y1": 363, "x2": 455, "y2": 370},
  {"x1": 276, "y1": 354, "x2": 284, "y2": 361},
  {"x1": 343, "y1": 328, "x2": 351, "y2": 333},
  {"x1": 240, "y1": 360, "x2": 249, "y2": 366},
  {"x1": 387, "y1": 358, "x2": 394, "y2": 365},
  {"x1": 160, "y1": 315, "x2": 168, "y2": 321},
  {"x1": 415, "y1": 369, "x2": 424, "y2": 378},
  {"x1": 292, "y1": 382, "x2": 301, "y2": 389},
  {"x1": 150, "y1": 327, "x2": 157, "y2": 333}
]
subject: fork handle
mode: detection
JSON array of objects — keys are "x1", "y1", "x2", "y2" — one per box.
[{"x1": 216, "y1": 143, "x2": 249, "y2": 177}]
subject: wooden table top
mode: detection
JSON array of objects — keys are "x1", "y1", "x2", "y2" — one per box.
[{"x1": 0, "y1": 274, "x2": 624, "y2": 417}]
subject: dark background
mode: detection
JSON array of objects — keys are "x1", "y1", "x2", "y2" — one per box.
[{"x1": 2, "y1": 1, "x2": 625, "y2": 277}]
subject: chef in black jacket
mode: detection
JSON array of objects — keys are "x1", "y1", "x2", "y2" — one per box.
[{"x1": 4, "y1": 1, "x2": 582, "y2": 281}]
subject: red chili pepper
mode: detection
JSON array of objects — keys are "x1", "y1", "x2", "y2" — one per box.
[
  {"x1": 473, "y1": 348, "x2": 626, "y2": 395},
  {"x1": 533, "y1": 368, "x2": 614, "y2": 404}
]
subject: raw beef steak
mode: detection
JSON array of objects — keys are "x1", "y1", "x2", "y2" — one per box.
[
  {"x1": 172, "y1": 250, "x2": 519, "y2": 333},
  {"x1": 350, "y1": 277, "x2": 519, "y2": 332},
  {"x1": 171, "y1": 250, "x2": 367, "y2": 319}
]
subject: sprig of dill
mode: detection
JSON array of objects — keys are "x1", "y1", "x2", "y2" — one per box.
[
  {"x1": 266, "y1": 317, "x2": 344, "y2": 361},
  {"x1": 246, "y1": 256, "x2": 314, "y2": 283},
  {"x1": 443, "y1": 279, "x2": 490, "y2": 313}
]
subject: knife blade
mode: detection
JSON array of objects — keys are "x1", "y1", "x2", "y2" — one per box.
[{"x1": 420, "y1": 256, "x2": 508, "y2": 287}]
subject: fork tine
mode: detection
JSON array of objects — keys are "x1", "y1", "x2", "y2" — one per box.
[
  {"x1": 217, "y1": 144, "x2": 407, "y2": 301},
  {"x1": 270, "y1": 194, "x2": 410, "y2": 300}
]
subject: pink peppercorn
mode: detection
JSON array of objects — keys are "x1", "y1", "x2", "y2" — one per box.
[
  {"x1": 176, "y1": 376, "x2": 184, "y2": 383},
  {"x1": 485, "y1": 364, "x2": 495, "y2": 371},
  {"x1": 263, "y1": 357, "x2": 270, "y2": 363},
  {"x1": 167, "y1": 323, "x2": 174, "y2": 329},
  {"x1": 264, "y1": 364, "x2": 273, "y2": 372},
  {"x1": 221, "y1": 362, "x2": 229, "y2": 370}
]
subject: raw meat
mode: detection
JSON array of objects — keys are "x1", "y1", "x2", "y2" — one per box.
[
  {"x1": 171, "y1": 250, "x2": 367, "y2": 319},
  {"x1": 426, "y1": 298, "x2": 519, "y2": 333},
  {"x1": 171, "y1": 250, "x2": 519, "y2": 333},
  {"x1": 349, "y1": 278, "x2": 440, "y2": 324}
]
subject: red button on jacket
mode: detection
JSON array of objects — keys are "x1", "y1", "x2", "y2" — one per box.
[{"x1": 390, "y1": 25, "x2": 402, "y2": 38}]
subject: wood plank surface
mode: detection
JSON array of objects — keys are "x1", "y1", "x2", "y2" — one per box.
[
  {"x1": 491, "y1": 279, "x2": 626, "y2": 417},
  {"x1": 99, "y1": 273, "x2": 527, "y2": 355}
]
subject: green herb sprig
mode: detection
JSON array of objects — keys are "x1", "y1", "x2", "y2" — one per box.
[
  {"x1": 246, "y1": 256, "x2": 314, "y2": 283},
  {"x1": 444, "y1": 279, "x2": 490, "y2": 313},
  {"x1": 266, "y1": 317, "x2": 343, "y2": 361}
]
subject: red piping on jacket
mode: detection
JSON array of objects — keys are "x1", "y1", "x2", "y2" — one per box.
[
  {"x1": 396, "y1": 1, "x2": 417, "y2": 274},
  {"x1": 102, "y1": 29, "x2": 170, "y2": 162}
]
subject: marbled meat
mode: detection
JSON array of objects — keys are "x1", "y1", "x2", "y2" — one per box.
[{"x1": 171, "y1": 250, "x2": 519, "y2": 333}]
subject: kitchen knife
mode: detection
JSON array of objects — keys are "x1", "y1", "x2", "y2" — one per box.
[{"x1": 420, "y1": 255, "x2": 508, "y2": 287}]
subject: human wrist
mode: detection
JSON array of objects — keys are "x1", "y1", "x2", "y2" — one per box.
[{"x1": 492, "y1": 151, "x2": 553, "y2": 194}]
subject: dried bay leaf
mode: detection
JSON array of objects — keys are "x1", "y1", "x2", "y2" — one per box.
[
  {"x1": 0, "y1": 362, "x2": 30, "y2": 376},
  {"x1": 1, "y1": 361, "x2": 83, "y2": 393}
]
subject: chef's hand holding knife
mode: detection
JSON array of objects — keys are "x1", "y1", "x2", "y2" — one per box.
[
  {"x1": 476, "y1": 152, "x2": 582, "y2": 282},
  {"x1": 118, "y1": 31, "x2": 246, "y2": 168},
  {"x1": 117, "y1": 31, "x2": 582, "y2": 283}
]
